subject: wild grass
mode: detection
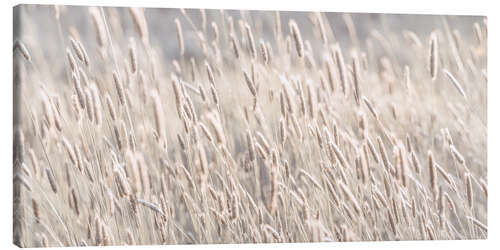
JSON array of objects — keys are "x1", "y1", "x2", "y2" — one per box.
[{"x1": 13, "y1": 5, "x2": 487, "y2": 247}]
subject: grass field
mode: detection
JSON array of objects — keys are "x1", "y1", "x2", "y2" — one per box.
[{"x1": 13, "y1": 5, "x2": 487, "y2": 247}]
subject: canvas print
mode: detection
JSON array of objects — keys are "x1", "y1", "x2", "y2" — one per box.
[{"x1": 13, "y1": 4, "x2": 487, "y2": 247}]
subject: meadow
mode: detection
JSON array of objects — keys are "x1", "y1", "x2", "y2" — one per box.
[{"x1": 13, "y1": 5, "x2": 487, "y2": 247}]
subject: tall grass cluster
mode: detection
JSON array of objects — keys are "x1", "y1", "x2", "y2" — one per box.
[{"x1": 13, "y1": 5, "x2": 487, "y2": 247}]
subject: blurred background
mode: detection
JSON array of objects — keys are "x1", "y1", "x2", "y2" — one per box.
[{"x1": 15, "y1": 5, "x2": 484, "y2": 71}]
